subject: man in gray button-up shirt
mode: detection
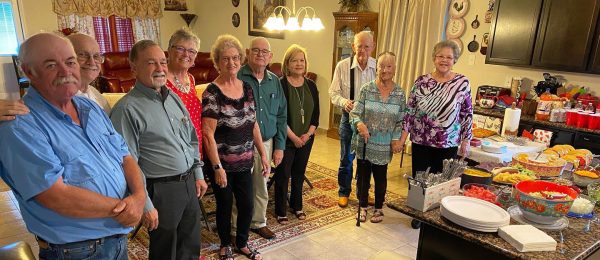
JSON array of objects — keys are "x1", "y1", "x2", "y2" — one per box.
[{"x1": 110, "y1": 40, "x2": 208, "y2": 260}]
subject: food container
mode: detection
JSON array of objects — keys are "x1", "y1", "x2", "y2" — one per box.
[
  {"x1": 512, "y1": 153, "x2": 567, "y2": 178},
  {"x1": 567, "y1": 194, "x2": 596, "y2": 218},
  {"x1": 461, "y1": 167, "x2": 493, "y2": 187},
  {"x1": 565, "y1": 109, "x2": 578, "y2": 126},
  {"x1": 462, "y1": 183, "x2": 499, "y2": 205},
  {"x1": 588, "y1": 182, "x2": 600, "y2": 205},
  {"x1": 470, "y1": 138, "x2": 482, "y2": 147},
  {"x1": 572, "y1": 170, "x2": 599, "y2": 187},
  {"x1": 549, "y1": 109, "x2": 561, "y2": 122},
  {"x1": 513, "y1": 180, "x2": 578, "y2": 224},
  {"x1": 406, "y1": 178, "x2": 461, "y2": 212},
  {"x1": 576, "y1": 112, "x2": 591, "y2": 128}
]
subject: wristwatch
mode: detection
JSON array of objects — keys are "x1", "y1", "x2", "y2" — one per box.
[{"x1": 212, "y1": 163, "x2": 223, "y2": 170}]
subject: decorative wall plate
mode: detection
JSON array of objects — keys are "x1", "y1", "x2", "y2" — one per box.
[
  {"x1": 446, "y1": 18, "x2": 466, "y2": 38},
  {"x1": 232, "y1": 12, "x2": 240, "y2": 27},
  {"x1": 232, "y1": 0, "x2": 240, "y2": 7},
  {"x1": 448, "y1": 38, "x2": 464, "y2": 55},
  {"x1": 450, "y1": 0, "x2": 470, "y2": 18}
]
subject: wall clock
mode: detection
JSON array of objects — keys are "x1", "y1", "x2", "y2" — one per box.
[
  {"x1": 449, "y1": 0, "x2": 470, "y2": 18},
  {"x1": 232, "y1": 12, "x2": 240, "y2": 27},
  {"x1": 446, "y1": 18, "x2": 466, "y2": 39}
]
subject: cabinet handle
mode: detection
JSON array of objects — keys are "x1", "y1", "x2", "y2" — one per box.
[{"x1": 583, "y1": 137, "x2": 591, "y2": 141}]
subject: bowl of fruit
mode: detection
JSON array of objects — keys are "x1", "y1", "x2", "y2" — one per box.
[
  {"x1": 462, "y1": 183, "x2": 499, "y2": 206},
  {"x1": 513, "y1": 180, "x2": 578, "y2": 224}
]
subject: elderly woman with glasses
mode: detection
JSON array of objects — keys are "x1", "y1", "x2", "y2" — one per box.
[
  {"x1": 202, "y1": 34, "x2": 270, "y2": 260},
  {"x1": 351, "y1": 52, "x2": 406, "y2": 223},
  {"x1": 399, "y1": 40, "x2": 472, "y2": 228},
  {"x1": 166, "y1": 28, "x2": 204, "y2": 157}
]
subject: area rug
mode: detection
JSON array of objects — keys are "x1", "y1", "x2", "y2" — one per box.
[{"x1": 128, "y1": 161, "x2": 403, "y2": 260}]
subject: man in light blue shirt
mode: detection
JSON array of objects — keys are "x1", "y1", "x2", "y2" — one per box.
[{"x1": 0, "y1": 33, "x2": 146, "y2": 260}]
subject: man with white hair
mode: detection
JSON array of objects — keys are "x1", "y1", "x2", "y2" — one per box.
[
  {"x1": 329, "y1": 31, "x2": 377, "y2": 208},
  {"x1": 0, "y1": 32, "x2": 146, "y2": 259},
  {"x1": 110, "y1": 39, "x2": 208, "y2": 260}
]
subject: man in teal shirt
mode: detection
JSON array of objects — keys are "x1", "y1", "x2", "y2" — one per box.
[{"x1": 234, "y1": 37, "x2": 287, "y2": 239}]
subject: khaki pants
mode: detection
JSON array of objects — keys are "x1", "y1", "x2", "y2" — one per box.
[{"x1": 232, "y1": 138, "x2": 272, "y2": 232}]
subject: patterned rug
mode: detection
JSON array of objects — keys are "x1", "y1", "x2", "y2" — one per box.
[{"x1": 128, "y1": 161, "x2": 403, "y2": 260}]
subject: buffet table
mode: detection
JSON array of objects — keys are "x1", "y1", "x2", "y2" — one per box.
[
  {"x1": 468, "y1": 140, "x2": 547, "y2": 163},
  {"x1": 387, "y1": 197, "x2": 600, "y2": 260}
]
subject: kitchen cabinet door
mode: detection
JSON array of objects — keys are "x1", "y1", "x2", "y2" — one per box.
[
  {"x1": 589, "y1": 16, "x2": 600, "y2": 73},
  {"x1": 574, "y1": 132, "x2": 600, "y2": 154},
  {"x1": 532, "y1": 0, "x2": 600, "y2": 72},
  {"x1": 486, "y1": 0, "x2": 543, "y2": 65}
]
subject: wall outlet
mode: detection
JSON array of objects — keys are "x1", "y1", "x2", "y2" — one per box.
[
  {"x1": 504, "y1": 76, "x2": 512, "y2": 87},
  {"x1": 468, "y1": 54, "x2": 475, "y2": 65}
]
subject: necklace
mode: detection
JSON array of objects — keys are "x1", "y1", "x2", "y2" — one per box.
[
  {"x1": 293, "y1": 84, "x2": 305, "y2": 124},
  {"x1": 173, "y1": 75, "x2": 190, "y2": 93}
]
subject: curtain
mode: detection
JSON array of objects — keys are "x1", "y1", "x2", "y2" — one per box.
[
  {"x1": 52, "y1": 0, "x2": 162, "y2": 19},
  {"x1": 57, "y1": 14, "x2": 95, "y2": 38},
  {"x1": 378, "y1": 0, "x2": 448, "y2": 93},
  {"x1": 132, "y1": 17, "x2": 160, "y2": 44}
]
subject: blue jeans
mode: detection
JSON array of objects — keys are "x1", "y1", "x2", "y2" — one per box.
[
  {"x1": 338, "y1": 112, "x2": 356, "y2": 197},
  {"x1": 39, "y1": 234, "x2": 127, "y2": 260}
]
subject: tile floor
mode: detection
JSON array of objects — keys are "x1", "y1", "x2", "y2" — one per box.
[{"x1": 0, "y1": 130, "x2": 419, "y2": 259}]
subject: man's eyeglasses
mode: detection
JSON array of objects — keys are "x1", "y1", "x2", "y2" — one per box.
[
  {"x1": 76, "y1": 52, "x2": 104, "y2": 63},
  {"x1": 221, "y1": 55, "x2": 241, "y2": 63},
  {"x1": 435, "y1": 55, "x2": 454, "y2": 61},
  {"x1": 172, "y1": 45, "x2": 198, "y2": 56},
  {"x1": 250, "y1": 48, "x2": 270, "y2": 56}
]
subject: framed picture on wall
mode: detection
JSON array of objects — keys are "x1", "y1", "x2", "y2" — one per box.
[
  {"x1": 248, "y1": 0, "x2": 284, "y2": 39},
  {"x1": 165, "y1": 0, "x2": 187, "y2": 11}
]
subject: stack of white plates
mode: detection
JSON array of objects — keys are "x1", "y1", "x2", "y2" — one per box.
[{"x1": 441, "y1": 196, "x2": 510, "y2": 232}]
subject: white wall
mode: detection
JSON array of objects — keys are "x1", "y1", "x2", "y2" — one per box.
[
  {"x1": 193, "y1": 0, "x2": 380, "y2": 130},
  {"x1": 452, "y1": 0, "x2": 600, "y2": 98}
]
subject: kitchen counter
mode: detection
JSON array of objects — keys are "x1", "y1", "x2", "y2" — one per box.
[
  {"x1": 473, "y1": 106, "x2": 600, "y2": 135},
  {"x1": 387, "y1": 197, "x2": 600, "y2": 260}
]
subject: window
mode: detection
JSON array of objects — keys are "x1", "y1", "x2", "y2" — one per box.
[
  {"x1": 0, "y1": 1, "x2": 19, "y2": 55},
  {"x1": 93, "y1": 15, "x2": 135, "y2": 53}
]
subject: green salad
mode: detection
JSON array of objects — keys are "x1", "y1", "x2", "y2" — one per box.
[{"x1": 514, "y1": 164, "x2": 537, "y2": 178}]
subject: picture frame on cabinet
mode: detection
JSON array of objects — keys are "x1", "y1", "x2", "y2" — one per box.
[{"x1": 248, "y1": 0, "x2": 285, "y2": 39}]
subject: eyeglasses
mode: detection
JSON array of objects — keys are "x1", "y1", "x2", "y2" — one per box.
[
  {"x1": 172, "y1": 45, "x2": 198, "y2": 56},
  {"x1": 250, "y1": 48, "x2": 270, "y2": 56},
  {"x1": 221, "y1": 55, "x2": 241, "y2": 63},
  {"x1": 76, "y1": 52, "x2": 104, "y2": 63},
  {"x1": 435, "y1": 55, "x2": 454, "y2": 61}
]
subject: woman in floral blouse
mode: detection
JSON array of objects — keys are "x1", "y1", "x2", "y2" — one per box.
[
  {"x1": 400, "y1": 40, "x2": 473, "y2": 177},
  {"x1": 350, "y1": 52, "x2": 406, "y2": 223}
]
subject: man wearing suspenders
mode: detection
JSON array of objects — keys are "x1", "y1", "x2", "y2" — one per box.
[{"x1": 329, "y1": 31, "x2": 376, "y2": 208}]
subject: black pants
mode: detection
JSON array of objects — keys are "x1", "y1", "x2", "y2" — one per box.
[
  {"x1": 411, "y1": 143, "x2": 458, "y2": 177},
  {"x1": 274, "y1": 138, "x2": 314, "y2": 216},
  {"x1": 356, "y1": 159, "x2": 388, "y2": 209},
  {"x1": 206, "y1": 167, "x2": 254, "y2": 248},
  {"x1": 147, "y1": 176, "x2": 201, "y2": 260}
]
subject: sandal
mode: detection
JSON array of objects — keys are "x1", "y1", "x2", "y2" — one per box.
[
  {"x1": 294, "y1": 210, "x2": 306, "y2": 220},
  {"x1": 236, "y1": 246, "x2": 262, "y2": 260},
  {"x1": 370, "y1": 209, "x2": 384, "y2": 223},
  {"x1": 276, "y1": 216, "x2": 289, "y2": 224},
  {"x1": 219, "y1": 246, "x2": 234, "y2": 260},
  {"x1": 357, "y1": 207, "x2": 367, "y2": 222}
]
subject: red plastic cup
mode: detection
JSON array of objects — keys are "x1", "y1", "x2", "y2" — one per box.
[
  {"x1": 590, "y1": 114, "x2": 600, "y2": 130},
  {"x1": 566, "y1": 109, "x2": 578, "y2": 126},
  {"x1": 577, "y1": 112, "x2": 591, "y2": 128}
]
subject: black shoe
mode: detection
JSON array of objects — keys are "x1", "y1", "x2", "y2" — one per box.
[{"x1": 411, "y1": 219, "x2": 421, "y2": 229}]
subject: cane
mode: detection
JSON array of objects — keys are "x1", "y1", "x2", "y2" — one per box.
[{"x1": 356, "y1": 102, "x2": 367, "y2": 227}]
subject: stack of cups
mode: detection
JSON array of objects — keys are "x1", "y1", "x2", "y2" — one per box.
[
  {"x1": 589, "y1": 114, "x2": 600, "y2": 130},
  {"x1": 577, "y1": 111, "x2": 591, "y2": 128},
  {"x1": 565, "y1": 109, "x2": 578, "y2": 126}
]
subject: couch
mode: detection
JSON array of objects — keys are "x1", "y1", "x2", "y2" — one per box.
[{"x1": 97, "y1": 51, "x2": 317, "y2": 93}]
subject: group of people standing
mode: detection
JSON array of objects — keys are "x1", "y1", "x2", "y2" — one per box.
[
  {"x1": 0, "y1": 26, "x2": 472, "y2": 260},
  {"x1": 329, "y1": 32, "x2": 473, "y2": 224}
]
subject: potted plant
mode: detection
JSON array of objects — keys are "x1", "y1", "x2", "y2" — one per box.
[{"x1": 339, "y1": 0, "x2": 369, "y2": 12}]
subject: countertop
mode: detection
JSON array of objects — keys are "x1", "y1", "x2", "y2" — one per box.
[
  {"x1": 387, "y1": 197, "x2": 600, "y2": 260},
  {"x1": 473, "y1": 106, "x2": 600, "y2": 135}
]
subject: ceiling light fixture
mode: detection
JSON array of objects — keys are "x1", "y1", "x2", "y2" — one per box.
[{"x1": 263, "y1": 0, "x2": 324, "y2": 31}]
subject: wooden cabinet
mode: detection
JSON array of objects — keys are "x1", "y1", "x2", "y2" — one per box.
[
  {"x1": 327, "y1": 12, "x2": 378, "y2": 139},
  {"x1": 486, "y1": 0, "x2": 600, "y2": 74},
  {"x1": 532, "y1": 0, "x2": 600, "y2": 71},
  {"x1": 486, "y1": 0, "x2": 542, "y2": 65}
]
